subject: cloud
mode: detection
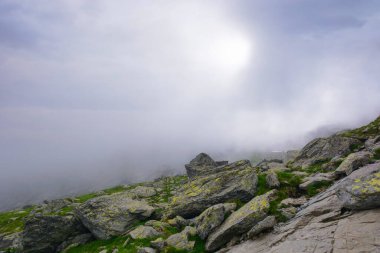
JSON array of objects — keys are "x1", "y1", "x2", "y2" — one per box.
[{"x1": 0, "y1": 0, "x2": 380, "y2": 210}]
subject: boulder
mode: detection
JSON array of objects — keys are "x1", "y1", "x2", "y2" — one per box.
[
  {"x1": 205, "y1": 190, "x2": 277, "y2": 251},
  {"x1": 75, "y1": 193, "x2": 155, "y2": 239},
  {"x1": 167, "y1": 216, "x2": 189, "y2": 229},
  {"x1": 167, "y1": 165, "x2": 258, "y2": 218},
  {"x1": 130, "y1": 186, "x2": 157, "y2": 198},
  {"x1": 56, "y1": 233, "x2": 93, "y2": 253},
  {"x1": 246, "y1": 216, "x2": 276, "y2": 239},
  {"x1": 144, "y1": 220, "x2": 171, "y2": 233},
  {"x1": 334, "y1": 151, "x2": 371, "y2": 177},
  {"x1": 266, "y1": 172, "x2": 280, "y2": 188},
  {"x1": 22, "y1": 214, "x2": 88, "y2": 253},
  {"x1": 165, "y1": 226, "x2": 196, "y2": 251},
  {"x1": 337, "y1": 162, "x2": 380, "y2": 210},
  {"x1": 292, "y1": 135, "x2": 362, "y2": 168},
  {"x1": 280, "y1": 207, "x2": 297, "y2": 219},
  {"x1": 185, "y1": 153, "x2": 217, "y2": 178},
  {"x1": 150, "y1": 237, "x2": 165, "y2": 250},
  {"x1": 129, "y1": 226, "x2": 162, "y2": 239},
  {"x1": 195, "y1": 203, "x2": 237, "y2": 240}
]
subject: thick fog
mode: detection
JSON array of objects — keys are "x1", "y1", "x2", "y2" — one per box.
[{"x1": 1, "y1": 0, "x2": 380, "y2": 210}]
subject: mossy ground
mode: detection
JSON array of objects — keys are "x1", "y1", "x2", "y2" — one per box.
[
  {"x1": 0, "y1": 206, "x2": 34, "y2": 235},
  {"x1": 341, "y1": 116, "x2": 380, "y2": 139}
]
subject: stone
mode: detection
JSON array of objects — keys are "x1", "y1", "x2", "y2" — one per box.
[
  {"x1": 22, "y1": 214, "x2": 88, "y2": 253},
  {"x1": 130, "y1": 186, "x2": 157, "y2": 198},
  {"x1": 75, "y1": 192, "x2": 155, "y2": 239},
  {"x1": 337, "y1": 162, "x2": 380, "y2": 210},
  {"x1": 56, "y1": 233, "x2": 93, "y2": 253},
  {"x1": 292, "y1": 135, "x2": 362, "y2": 168},
  {"x1": 150, "y1": 237, "x2": 165, "y2": 250},
  {"x1": 185, "y1": 153, "x2": 217, "y2": 178},
  {"x1": 165, "y1": 227, "x2": 196, "y2": 251},
  {"x1": 144, "y1": 220, "x2": 171, "y2": 233},
  {"x1": 280, "y1": 196, "x2": 307, "y2": 207},
  {"x1": 299, "y1": 173, "x2": 334, "y2": 190},
  {"x1": 41, "y1": 199, "x2": 72, "y2": 214},
  {"x1": 334, "y1": 151, "x2": 371, "y2": 177},
  {"x1": 168, "y1": 164, "x2": 257, "y2": 218},
  {"x1": 195, "y1": 203, "x2": 237, "y2": 240},
  {"x1": 280, "y1": 207, "x2": 297, "y2": 219},
  {"x1": 137, "y1": 247, "x2": 156, "y2": 253},
  {"x1": 0, "y1": 232, "x2": 22, "y2": 251},
  {"x1": 266, "y1": 171, "x2": 280, "y2": 188},
  {"x1": 205, "y1": 190, "x2": 277, "y2": 251},
  {"x1": 246, "y1": 216, "x2": 276, "y2": 238},
  {"x1": 129, "y1": 226, "x2": 162, "y2": 239},
  {"x1": 167, "y1": 216, "x2": 189, "y2": 229}
]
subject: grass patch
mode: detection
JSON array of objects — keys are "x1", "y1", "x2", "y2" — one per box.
[
  {"x1": 276, "y1": 171, "x2": 302, "y2": 187},
  {"x1": 0, "y1": 207, "x2": 34, "y2": 235},
  {"x1": 104, "y1": 185, "x2": 127, "y2": 195},
  {"x1": 256, "y1": 174, "x2": 270, "y2": 195},
  {"x1": 306, "y1": 181, "x2": 333, "y2": 197},
  {"x1": 373, "y1": 148, "x2": 380, "y2": 160},
  {"x1": 303, "y1": 159, "x2": 330, "y2": 174}
]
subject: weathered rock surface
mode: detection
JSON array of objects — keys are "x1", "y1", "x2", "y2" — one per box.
[
  {"x1": 280, "y1": 196, "x2": 307, "y2": 207},
  {"x1": 137, "y1": 247, "x2": 156, "y2": 253},
  {"x1": 228, "y1": 162, "x2": 380, "y2": 253},
  {"x1": 246, "y1": 216, "x2": 276, "y2": 239},
  {"x1": 334, "y1": 151, "x2": 371, "y2": 177},
  {"x1": 167, "y1": 216, "x2": 189, "y2": 228},
  {"x1": 266, "y1": 171, "x2": 280, "y2": 188},
  {"x1": 299, "y1": 172, "x2": 334, "y2": 190},
  {"x1": 195, "y1": 203, "x2": 236, "y2": 240},
  {"x1": 150, "y1": 237, "x2": 165, "y2": 250},
  {"x1": 75, "y1": 193, "x2": 155, "y2": 239},
  {"x1": 185, "y1": 153, "x2": 217, "y2": 179},
  {"x1": 129, "y1": 226, "x2": 162, "y2": 239},
  {"x1": 22, "y1": 214, "x2": 88, "y2": 253},
  {"x1": 292, "y1": 135, "x2": 362, "y2": 168},
  {"x1": 205, "y1": 190, "x2": 277, "y2": 251},
  {"x1": 168, "y1": 163, "x2": 257, "y2": 218},
  {"x1": 56, "y1": 233, "x2": 93, "y2": 253},
  {"x1": 0, "y1": 232, "x2": 21, "y2": 251}
]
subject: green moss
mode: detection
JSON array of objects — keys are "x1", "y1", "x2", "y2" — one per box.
[
  {"x1": 256, "y1": 174, "x2": 270, "y2": 195},
  {"x1": 75, "y1": 193, "x2": 101, "y2": 203},
  {"x1": 0, "y1": 206, "x2": 34, "y2": 235},
  {"x1": 306, "y1": 181, "x2": 333, "y2": 197},
  {"x1": 304, "y1": 159, "x2": 330, "y2": 174},
  {"x1": 276, "y1": 172, "x2": 302, "y2": 187},
  {"x1": 104, "y1": 185, "x2": 127, "y2": 195},
  {"x1": 373, "y1": 148, "x2": 380, "y2": 160}
]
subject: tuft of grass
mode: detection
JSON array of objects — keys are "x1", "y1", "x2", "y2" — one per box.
[
  {"x1": 276, "y1": 171, "x2": 302, "y2": 187},
  {"x1": 75, "y1": 193, "x2": 101, "y2": 203},
  {"x1": 256, "y1": 174, "x2": 270, "y2": 195}
]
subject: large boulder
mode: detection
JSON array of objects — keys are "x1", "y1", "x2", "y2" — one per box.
[
  {"x1": 185, "y1": 153, "x2": 217, "y2": 179},
  {"x1": 292, "y1": 135, "x2": 362, "y2": 168},
  {"x1": 75, "y1": 192, "x2": 155, "y2": 239},
  {"x1": 167, "y1": 164, "x2": 258, "y2": 218},
  {"x1": 227, "y1": 162, "x2": 380, "y2": 253},
  {"x1": 205, "y1": 190, "x2": 277, "y2": 251},
  {"x1": 195, "y1": 203, "x2": 236, "y2": 240},
  {"x1": 165, "y1": 226, "x2": 196, "y2": 251},
  {"x1": 334, "y1": 151, "x2": 371, "y2": 177},
  {"x1": 129, "y1": 226, "x2": 162, "y2": 239},
  {"x1": 22, "y1": 214, "x2": 88, "y2": 253}
]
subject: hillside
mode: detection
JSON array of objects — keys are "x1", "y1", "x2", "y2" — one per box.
[{"x1": 1, "y1": 116, "x2": 380, "y2": 253}]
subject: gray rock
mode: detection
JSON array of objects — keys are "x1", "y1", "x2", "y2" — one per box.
[
  {"x1": 266, "y1": 172, "x2": 280, "y2": 188},
  {"x1": 280, "y1": 207, "x2": 297, "y2": 219},
  {"x1": 56, "y1": 233, "x2": 93, "y2": 253},
  {"x1": 292, "y1": 135, "x2": 362, "y2": 168},
  {"x1": 75, "y1": 193, "x2": 155, "y2": 239},
  {"x1": 334, "y1": 151, "x2": 371, "y2": 177},
  {"x1": 130, "y1": 186, "x2": 157, "y2": 198},
  {"x1": 167, "y1": 216, "x2": 189, "y2": 229},
  {"x1": 195, "y1": 203, "x2": 236, "y2": 240},
  {"x1": 144, "y1": 220, "x2": 171, "y2": 233},
  {"x1": 41, "y1": 199, "x2": 71, "y2": 214},
  {"x1": 185, "y1": 153, "x2": 217, "y2": 178},
  {"x1": 0, "y1": 232, "x2": 22, "y2": 251},
  {"x1": 205, "y1": 190, "x2": 277, "y2": 251},
  {"x1": 150, "y1": 237, "x2": 165, "y2": 250},
  {"x1": 299, "y1": 173, "x2": 334, "y2": 190},
  {"x1": 137, "y1": 247, "x2": 156, "y2": 253},
  {"x1": 129, "y1": 226, "x2": 162, "y2": 239},
  {"x1": 165, "y1": 227, "x2": 196, "y2": 251},
  {"x1": 280, "y1": 196, "x2": 307, "y2": 207},
  {"x1": 246, "y1": 216, "x2": 276, "y2": 238},
  {"x1": 22, "y1": 214, "x2": 88, "y2": 253},
  {"x1": 168, "y1": 164, "x2": 257, "y2": 218}
]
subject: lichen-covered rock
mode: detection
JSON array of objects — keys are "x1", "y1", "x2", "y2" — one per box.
[
  {"x1": 185, "y1": 153, "x2": 217, "y2": 179},
  {"x1": 75, "y1": 193, "x2": 155, "y2": 239},
  {"x1": 334, "y1": 151, "x2": 371, "y2": 177},
  {"x1": 22, "y1": 214, "x2": 88, "y2": 253},
  {"x1": 144, "y1": 220, "x2": 171, "y2": 233},
  {"x1": 337, "y1": 162, "x2": 380, "y2": 210},
  {"x1": 130, "y1": 186, "x2": 157, "y2": 198},
  {"x1": 167, "y1": 165, "x2": 257, "y2": 218},
  {"x1": 292, "y1": 135, "x2": 362, "y2": 168},
  {"x1": 150, "y1": 237, "x2": 165, "y2": 250},
  {"x1": 266, "y1": 171, "x2": 280, "y2": 188},
  {"x1": 165, "y1": 226, "x2": 196, "y2": 251},
  {"x1": 167, "y1": 216, "x2": 189, "y2": 229},
  {"x1": 246, "y1": 216, "x2": 276, "y2": 239},
  {"x1": 129, "y1": 226, "x2": 162, "y2": 239},
  {"x1": 195, "y1": 203, "x2": 236, "y2": 240},
  {"x1": 205, "y1": 190, "x2": 277, "y2": 251},
  {"x1": 280, "y1": 206, "x2": 297, "y2": 219}
]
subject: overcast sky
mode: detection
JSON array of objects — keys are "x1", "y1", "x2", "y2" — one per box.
[{"x1": 1, "y1": 0, "x2": 380, "y2": 210}]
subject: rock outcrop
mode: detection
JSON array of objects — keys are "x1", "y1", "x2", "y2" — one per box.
[
  {"x1": 167, "y1": 162, "x2": 257, "y2": 218},
  {"x1": 292, "y1": 135, "x2": 362, "y2": 168},
  {"x1": 334, "y1": 151, "x2": 371, "y2": 177},
  {"x1": 75, "y1": 193, "x2": 155, "y2": 239}
]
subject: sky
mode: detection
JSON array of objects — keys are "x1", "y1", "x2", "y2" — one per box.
[{"x1": 1, "y1": 0, "x2": 380, "y2": 210}]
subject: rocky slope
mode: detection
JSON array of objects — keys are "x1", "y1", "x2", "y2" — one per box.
[{"x1": 1, "y1": 116, "x2": 380, "y2": 253}]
